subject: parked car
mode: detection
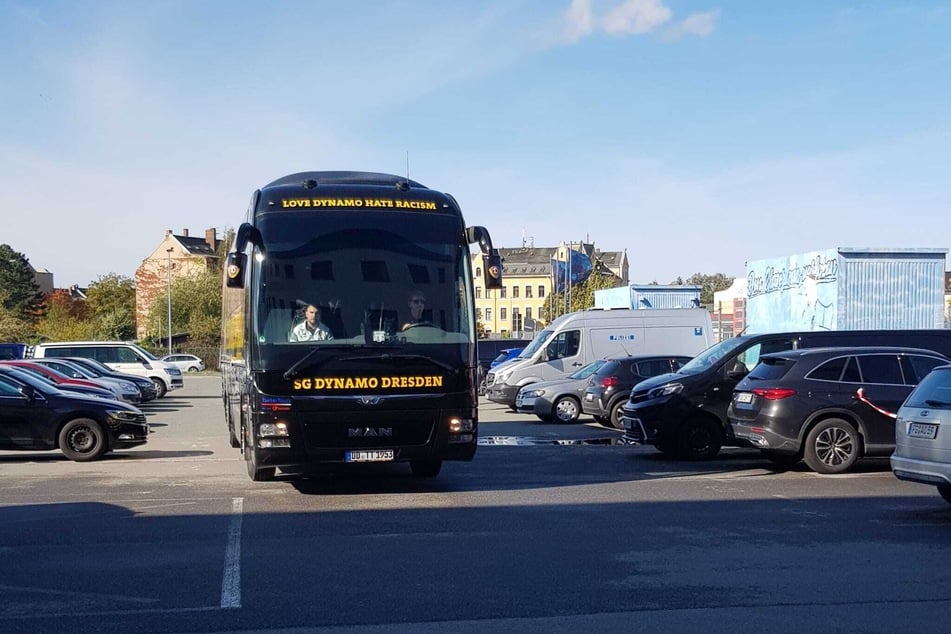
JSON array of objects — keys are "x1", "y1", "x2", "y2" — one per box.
[
  {"x1": 727, "y1": 346, "x2": 949, "y2": 474},
  {"x1": 29, "y1": 358, "x2": 144, "y2": 403},
  {"x1": 0, "y1": 360, "x2": 122, "y2": 401},
  {"x1": 515, "y1": 359, "x2": 608, "y2": 423},
  {"x1": 161, "y1": 353, "x2": 205, "y2": 373},
  {"x1": 52, "y1": 356, "x2": 158, "y2": 402},
  {"x1": 582, "y1": 355, "x2": 693, "y2": 429},
  {"x1": 621, "y1": 329, "x2": 951, "y2": 460},
  {"x1": 0, "y1": 365, "x2": 148, "y2": 461},
  {"x1": 891, "y1": 364, "x2": 951, "y2": 504}
]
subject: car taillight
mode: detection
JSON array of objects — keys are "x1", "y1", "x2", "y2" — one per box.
[
  {"x1": 600, "y1": 376, "x2": 619, "y2": 388},
  {"x1": 751, "y1": 388, "x2": 796, "y2": 400}
]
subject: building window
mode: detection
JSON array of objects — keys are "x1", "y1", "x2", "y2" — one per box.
[
  {"x1": 476, "y1": 267, "x2": 481, "y2": 277},
  {"x1": 500, "y1": 307, "x2": 507, "y2": 321},
  {"x1": 526, "y1": 307, "x2": 532, "y2": 320},
  {"x1": 513, "y1": 286, "x2": 519, "y2": 298},
  {"x1": 485, "y1": 308, "x2": 492, "y2": 322},
  {"x1": 525, "y1": 285, "x2": 532, "y2": 298},
  {"x1": 500, "y1": 287, "x2": 507, "y2": 299},
  {"x1": 475, "y1": 287, "x2": 482, "y2": 299},
  {"x1": 538, "y1": 285, "x2": 545, "y2": 298}
]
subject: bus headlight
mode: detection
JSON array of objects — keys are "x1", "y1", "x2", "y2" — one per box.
[{"x1": 259, "y1": 422, "x2": 289, "y2": 437}]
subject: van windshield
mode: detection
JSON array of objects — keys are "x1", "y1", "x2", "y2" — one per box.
[
  {"x1": 677, "y1": 337, "x2": 748, "y2": 375},
  {"x1": 519, "y1": 328, "x2": 553, "y2": 358}
]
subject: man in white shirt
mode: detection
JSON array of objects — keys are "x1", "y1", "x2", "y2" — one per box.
[{"x1": 289, "y1": 304, "x2": 334, "y2": 341}]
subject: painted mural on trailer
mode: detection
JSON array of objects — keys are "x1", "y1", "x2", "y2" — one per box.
[{"x1": 746, "y1": 249, "x2": 838, "y2": 333}]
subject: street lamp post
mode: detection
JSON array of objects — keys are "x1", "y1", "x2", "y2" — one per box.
[{"x1": 166, "y1": 247, "x2": 173, "y2": 356}]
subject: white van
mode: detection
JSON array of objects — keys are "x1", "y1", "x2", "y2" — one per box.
[
  {"x1": 485, "y1": 308, "x2": 713, "y2": 408},
  {"x1": 29, "y1": 341, "x2": 184, "y2": 397}
]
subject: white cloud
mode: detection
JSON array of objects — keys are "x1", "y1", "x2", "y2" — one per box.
[
  {"x1": 561, "y1": 0, "x2": 595, "y2": 44},
  {"x1": 559, "y1": 0, "x2": 719, "y2": 44},
  {"x1": 661, "y1": 9, "x2": 721, "y2": 40},
  {"x1": 602, "y1": 0, "x2": 672, "y2": 35}
]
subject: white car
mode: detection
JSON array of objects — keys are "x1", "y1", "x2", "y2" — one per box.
[
  {"x1": 161, "y1": 353, "x2": 206, "y2": 373},
  {"x1": 892, "y1": 364, "x2": 951, "y2": 504}
]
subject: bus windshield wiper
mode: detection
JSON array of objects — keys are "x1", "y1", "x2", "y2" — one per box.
[
  {"x1": 337, "y1": 353, "x2": 457, "y2": 373},
  {"x1": 282, "y1": 344, "x2": 360, "y2": 379}
]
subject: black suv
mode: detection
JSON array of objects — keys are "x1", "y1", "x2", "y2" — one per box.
[
  {"x1": 727, "y1": 346, "x2": 949, "y2": 473},
  {"x1": 582, "y1": 355, "x2": 691, "y2": 429},
  {"x1": 620, "y1": 329, "x2": 951, "y2": 460}
]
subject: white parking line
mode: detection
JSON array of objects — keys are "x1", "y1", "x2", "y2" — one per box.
[{"x1": 220, "y1": 497, "x2": 243, "y2": 609}]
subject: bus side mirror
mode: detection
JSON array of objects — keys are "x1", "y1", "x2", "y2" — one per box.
[
  {"x1": 466, "y1": 226, "x2": 503, "y2": 290},
  {"x1": 226, "y1": 222, "x2": 265, "y2": 289}
]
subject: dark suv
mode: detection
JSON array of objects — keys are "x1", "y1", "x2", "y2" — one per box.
[
  {"x1": 582, "y1": 355, "x2": 691, "y2": 429},
  {"x1": 727, "y1": 346, "x2": 949, "y2": 474}
]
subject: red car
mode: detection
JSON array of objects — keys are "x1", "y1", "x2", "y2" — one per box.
[{"x1": 0, "y1": 360, "x2": 118, "y2": 400}]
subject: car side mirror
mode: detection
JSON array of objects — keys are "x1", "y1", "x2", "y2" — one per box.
[{"x1": 18, "y1": 385, "x2": 36, "y2": 402}]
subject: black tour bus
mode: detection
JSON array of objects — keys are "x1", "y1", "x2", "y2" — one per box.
[{"x1": 221, "y1": 171, "x2": 502, "y2": 481}]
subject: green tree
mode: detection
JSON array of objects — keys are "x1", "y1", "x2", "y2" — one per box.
[
  {"x1": 0, "y1": 244, "x2": 46, "y2": 322},
  {"x1": 86, "y1": 273, "x2": 136, "y2": 340},
  {"x1": 542, "y1": 267, "x2": 622, "y2": 323},
  {"x1": 146, "y1": 268, "x2": 221, "y2": 348},
  {"x1": 34, "y1": 289, "x2": 91, "y2": 342},
  {"x1": 683, "y1": 273, "x2": 735, "y2": 306},
  {"x1": 0, "y1": 289, "x2": 33, "y2": 341}
]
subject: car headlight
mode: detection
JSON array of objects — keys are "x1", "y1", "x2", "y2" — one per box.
[
  {"x1": 166, "y1": 367, "x2": 182, "y2": 376},
  {"x1": 520, "y1": 388, "x2": 544, "y2": 398},
  {"x1": 497, "y1": 369, "x2": 513, "y2": 384},
  {"x1": 106, "y1": 409, "x2": 144, "y2": 422},
  {"x1": 647, "y1": 383, "x2": 684, "y2": 399}
]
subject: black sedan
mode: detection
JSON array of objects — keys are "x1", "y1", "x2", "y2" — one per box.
[{"x1": 0, "y1": 365, "x2": 149, "y2": 461}]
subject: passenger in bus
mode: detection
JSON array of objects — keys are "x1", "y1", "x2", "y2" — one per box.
[
  {"x1": 401, "y1": 291, "x2": 431, "y2": 331},
  {"x1": 289, "y1": 304, "x2": 334, "y2": 341}
]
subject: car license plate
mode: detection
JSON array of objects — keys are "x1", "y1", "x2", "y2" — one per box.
[
  {"x1": 515, "y1": 396, "x2": 524, "y2": 407},
  {"x1": 345, "y1": 450, "x2": 395, "y2": 462},
  {"x1": 736, "y1": 392, "x2": 753, "y2": 404},
  {"x1": 907, "y1": 422, "x2": 938, "y2": 440}
]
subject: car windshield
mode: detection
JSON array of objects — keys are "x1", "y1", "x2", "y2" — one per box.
[
  {"x1": 519, "y1": 328, "x2": 553, "y2": 359},
  {"x1": 676, "y1": 337, "x2": 749, "y2": 375},
  {"x1": 569, "y1": 359, "x2": 608, "y2": 380}
]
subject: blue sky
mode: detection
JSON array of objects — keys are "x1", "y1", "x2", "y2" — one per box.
[{"x1": 3, "y1": 1, "x2": 950, "y2": 288}]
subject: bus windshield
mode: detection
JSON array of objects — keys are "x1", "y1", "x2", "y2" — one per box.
[{"x1": 250, "y1": 210, "x2": 475, "y2": 366}]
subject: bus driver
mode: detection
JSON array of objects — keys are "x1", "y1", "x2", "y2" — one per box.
[{"x1": 289, "y1": 304, "x2": 334, "y2": 342}]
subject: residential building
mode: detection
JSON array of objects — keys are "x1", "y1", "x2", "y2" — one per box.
[
  {"x1": 712, "y1": 278, "x2": 748, "y2": 341},
  {"x1": 472, "y1": 241, "x2": 627, "y2": 338},
  {"x1": 134, "y1": 228, "x2": 221, "y2": 339}
]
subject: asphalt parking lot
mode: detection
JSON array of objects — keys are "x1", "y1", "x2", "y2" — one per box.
[{"x1": 1, "y1": 375, "x2": 950, "y2": 634}]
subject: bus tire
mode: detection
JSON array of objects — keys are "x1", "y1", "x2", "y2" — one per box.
[
  {"x1": 410, "y1": 460, "x2": 442, "y2": 477},
  {"x1": 245, "y1": 444, "x2": 275, "y2": 481}
]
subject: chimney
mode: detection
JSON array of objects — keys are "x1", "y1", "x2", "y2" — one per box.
[
  {"x1": 166, "y1": 229, "x2": 172, "y2": 236},
  {"x1": 182, "y1": 228, "x2": 189, "y2": 237},
  {"x1": 205, "y1": 228, "x2": 217, "y2": 250}
]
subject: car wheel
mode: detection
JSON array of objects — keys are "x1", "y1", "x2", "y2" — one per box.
[
  {"x1": 151, "y1": 377, "x2": 168, "y2": 398},
  {"x1": 552, "y1": 396, "x2": 581, "y2": 424},
  {"x1": 187, "y1": 366, "x2": 199, "y2": 372},
  {"x1": 607, "y1": 401, "x2": 625, "y2": 430},
  {"x1": 676, "y1": 418, "x2": 722, "y2": 460},
  {"x1": 938, "y1": 485, "x2": 951, "y2": 505},
  {"x1": 410, "y1": 460, "x2": 442, "y2": 477},
  {"x1": 803, "y1": 418, "x2": 860, "y2": 474},
  {"x1": 763, "y1": 450, "x2": 801, "y2": 468},
  {"x1": 58, "y1": 418, "x2": 108, "y2": 462}
]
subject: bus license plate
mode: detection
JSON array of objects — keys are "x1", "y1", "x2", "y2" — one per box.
[
  {"x1": 346, "y1": 450, "x2": 395, "y2": 462},
  {"x1": 907, "y1": 423, "x2": 938, "y2": 440}
]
